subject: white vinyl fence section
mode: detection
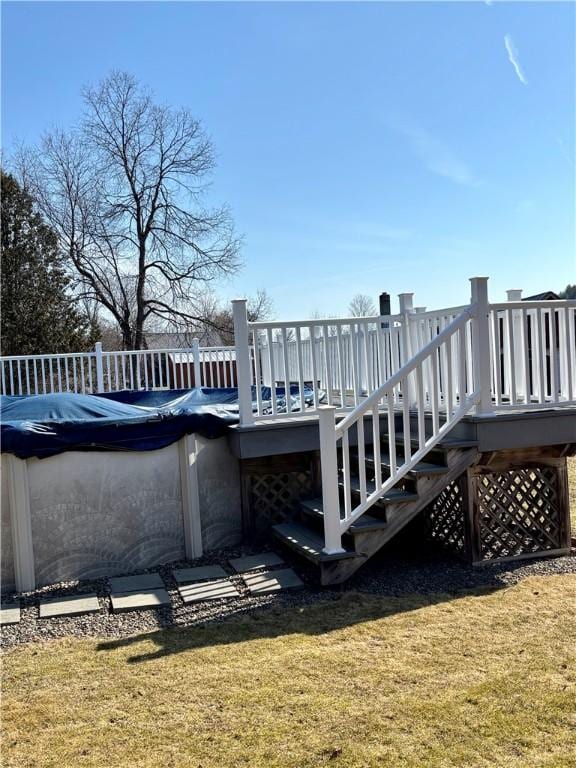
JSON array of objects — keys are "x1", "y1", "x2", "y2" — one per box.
[{"x1": 1, "y1": 340, "x2": 237, "y2": 396}]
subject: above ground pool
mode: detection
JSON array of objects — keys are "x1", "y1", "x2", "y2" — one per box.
[{"x1": 0, "y1": 385, "x2": 321, "y2": 459}]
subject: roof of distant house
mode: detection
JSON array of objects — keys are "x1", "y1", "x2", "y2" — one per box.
[
  {"x1": 523, "y1": 291, "x2": 561, "y2": 301},
  {"x1": 145, "y1": 330, "x2": 225, "y2": 350}
]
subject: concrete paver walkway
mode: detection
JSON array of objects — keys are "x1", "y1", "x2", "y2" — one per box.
[
  {"x1": 178, "y1": 579, "x2": 241, "y2": 604},
  {"x1": 172, "y1": 566, "x2": 228, "y2": 584},
  {"x1": 229, "y1": 553, "x2": 285, "y2": 573},
  {"x1": 111, "y1": 588, "x2": 171, "y2": 613},
  {"x1": 39, "y1": 594, "x2": 100, "y2": 619},
  {"x1": 0, "y1": 604, "x2": 21, "y2": 626},
  {"x1": 242, "y1": 569, "x2": 304, "y2": 595}
]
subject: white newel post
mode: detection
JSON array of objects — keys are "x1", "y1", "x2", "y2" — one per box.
[
  {"x1": 470, "y1": 277, "x2": 492, "y2": 415},
  {"x1": 318, "y1": 406, "x2": 345, "y2": 554},
  {"x1": 94, "y1": 341, "x2": 104, "y2": 393},
  {"x1": 192, "y1": 337, "x2": 201, "y2": 388},
  {"x1": 507, "y1": 289, "x2": 524, "y2": 401},
  {"x1": 399, "y1": 293, "x2": 417, "y2": 406},
  {"x1": 232, "y1": 299, "x2": 255, "y2": 426}
]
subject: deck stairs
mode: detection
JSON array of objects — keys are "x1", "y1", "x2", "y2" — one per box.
[{"x1": 272, "y1": 417, "x2": 479, "y2": 585}]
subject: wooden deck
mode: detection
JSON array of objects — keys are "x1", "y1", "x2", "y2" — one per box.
[
  {"x1": 228, "y1": 406, "x2": 576, "y2": 459},
  {"x1": 228, "y1": 406, "x2": 575, "y2": 583}
]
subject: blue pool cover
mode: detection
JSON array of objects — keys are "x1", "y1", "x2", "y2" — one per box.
[{"x1": 1, "y1": 386, "x2": 320, "y2": 459}]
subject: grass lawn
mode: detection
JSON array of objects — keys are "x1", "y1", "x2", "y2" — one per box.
[{"x1": 3, "y1": 575, "x2": 576, "y2": 768}]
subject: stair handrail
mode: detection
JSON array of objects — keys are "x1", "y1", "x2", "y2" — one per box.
[
  {"x1": 334, "y1": 307, "x2": 474, "y2": 438},
  {"x1": 319, "y1": 303, "x2": 481, "y2": 554}
]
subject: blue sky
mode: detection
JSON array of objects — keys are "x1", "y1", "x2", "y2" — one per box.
[{"x1": 2, "y1": 1, "x2": 575, "y2": 319}]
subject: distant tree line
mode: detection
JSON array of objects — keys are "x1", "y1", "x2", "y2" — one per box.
[{"x1": 558, "y1": 284, "x2": 576, "y2": 299}]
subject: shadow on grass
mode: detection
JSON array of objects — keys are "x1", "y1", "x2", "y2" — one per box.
[
  {"x1": 96, "y1": 575, "x2": 503, "y2": 665},
  {"x1": 96, "y1": 514, "x2": 571, "y2": 665}
]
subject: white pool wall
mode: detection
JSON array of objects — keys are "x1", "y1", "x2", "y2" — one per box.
[{"x1": 1, "y1": 434, "x2": 242, "y2": 592}]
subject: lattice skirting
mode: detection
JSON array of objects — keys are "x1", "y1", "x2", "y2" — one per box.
[
  {"x1": 423, "y1": 457, "x2": 571, "y2": 565},
  {"x1": 423, "y1": 478, "x2": 467, "y2": 557},
  {"x1": 470, "y1": 460, "x2": 570, "y2": 563},
  {"x1": 240, "y1": 452, "x2": 319, "y2": 539}
]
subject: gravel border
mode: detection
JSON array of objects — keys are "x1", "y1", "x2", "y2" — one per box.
[{"x1": 2, "y1": 544, "x2": 575, "y2": 650}]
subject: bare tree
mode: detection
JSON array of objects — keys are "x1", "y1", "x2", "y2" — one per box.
[
  {"x1": 16, "y1": 71, "x2": 241, "y2": 349},
  {"x1": 207, "y1": 288, "x2": 274, "y2": 346},
  {"x1": 348, "y1": 294, "x2": 377, "y2": 317},
  {"x1": 309, "y1": 309, "x2": 338, "y2": 337}
]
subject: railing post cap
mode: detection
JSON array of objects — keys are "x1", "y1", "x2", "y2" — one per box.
[
  {"x1": 398, "y1": 293, "x2": 414, "y2": 313},
  {"x1": 231, "y1": 298, "x2": 247, "y2": 304}
]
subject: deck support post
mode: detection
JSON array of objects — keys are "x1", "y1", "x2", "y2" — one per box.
[
  {"x1": 318, "y1": 406, "x2": 345, "y2": 554},
  {"x1": 192, "y1": 337, "x2": 201, "y2": 388},
  {"x1": 470, "y1": 277, "x2": 493, "y2": 415},
  {"x1": 232, "y1": 299, "x2": 255, "y2": 426},
  {"x1": 94, "y1": 342, "x2": 104, "y2": 393}
]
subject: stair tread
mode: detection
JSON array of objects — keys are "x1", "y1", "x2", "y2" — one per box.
[
  {"x1": 393, "y1": 436, "x2": 479, "y2": 450},
  {"x1": 336, "y1": 480, "x2": 419, "y2": 504},
  {"x1": 301, "y1": 499, "x2": 389, "y2": 532},
  {"x1": 360, "y1": 453, "x2": 449, "y2": 475},
  {"x1": 272, "y1": 522, "x2": 357, "y2": 562}
]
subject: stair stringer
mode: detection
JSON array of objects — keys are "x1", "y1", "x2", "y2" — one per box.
[{"x1": 319, "y1": 447, "x2": 481, "y2": 585}]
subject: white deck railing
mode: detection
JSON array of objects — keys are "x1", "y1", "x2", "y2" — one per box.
[
  {"x1": 232, "y1": 281, "x2": 576, "y2": 425},
  {"x1": 249, "y1": 313, "x2": 405, "y2": 417},
  {"x1": 489, "y1": 300, "x2": 576, "y2": 408},
  {"x1": 0, "y1": 340, "x2": 237, "y2": 396},
  {"x1": 232, "y1": 276, "x2": 576, "y2": 552},
  {"x1": 3, "y1": 278, "x2": 574, "y2": 424}
]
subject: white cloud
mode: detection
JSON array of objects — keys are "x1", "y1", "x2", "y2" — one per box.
[
  {"x1": 403, "y1": 127, "x2": 481, "y2": 187},
  {"x1": 504, "y1": 34, "x2": 528, "y2": 85}
]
